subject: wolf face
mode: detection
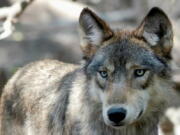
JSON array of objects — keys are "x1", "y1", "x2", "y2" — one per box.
[{"x1": 79, "y1": 7, "x2": 173, "y2": 129}]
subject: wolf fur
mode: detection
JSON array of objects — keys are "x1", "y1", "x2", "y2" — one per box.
[{"x1": 0, "y1": 7, "x2": 175, "y2": 135}]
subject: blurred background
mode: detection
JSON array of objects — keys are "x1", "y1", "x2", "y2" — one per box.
[{"x1": 0, "y1": 0, "x2": 180, "y2": 135}]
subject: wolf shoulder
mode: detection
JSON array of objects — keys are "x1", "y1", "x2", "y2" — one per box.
[
  {"x1": 0, "y1": 59, "x2": 81, "y2": 135},
  {"x1": 1, "y1": 59, "x2": 80, "y2": 105},
  {"x1": 6, "y1": 59, "x2": 79, "y2": 85}
]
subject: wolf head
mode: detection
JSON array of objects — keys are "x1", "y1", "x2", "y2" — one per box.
[{"x1": 79, "y1": 7, "x2": 173, "y2": 128}]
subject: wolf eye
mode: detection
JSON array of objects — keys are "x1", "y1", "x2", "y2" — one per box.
[
  {"x1": 99, "y1": 71, "x2": 108, "y2": 78},
  {"x1": 134, "y1": 69, "x2": 147, "y2": 77}
]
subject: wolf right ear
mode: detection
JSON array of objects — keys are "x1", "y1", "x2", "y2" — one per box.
[
  {"x1": 79, "y1": 8, "x2": 113, "y2": 59},
  {"x1": 136, "y1": 7, "x2": 173, "y2": 59}
]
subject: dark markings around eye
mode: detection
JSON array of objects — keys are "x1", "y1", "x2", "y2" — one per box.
[
  {"x1": 96, "y1": 77, "x2": 105, "y2": 90},
  {"x1": 141, "y1": 73, "x2": 153, "y2": 89}
]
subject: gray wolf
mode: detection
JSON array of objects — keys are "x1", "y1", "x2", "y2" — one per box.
[{"x1": 0, "y1": 7, "x2": 174, "y2": 135}]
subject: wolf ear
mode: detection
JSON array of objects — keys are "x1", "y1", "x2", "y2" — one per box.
[
  {"x1": 79, "y1": 8, "x2": 113, "y2": 59},
  {"x1": 137, "y1": 7, "x2": 173, "y2": 59}
]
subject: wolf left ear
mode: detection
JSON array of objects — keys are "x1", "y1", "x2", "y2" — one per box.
[
  {"x1": 136, "y1": 7, "x2": 173, "y2": 59},
  {"x1": 79, "y1": 8, "x2": 113, "y2": 59}
]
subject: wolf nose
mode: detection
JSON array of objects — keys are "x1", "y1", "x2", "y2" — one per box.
[{"x1": 107, "y1": 108, "x2": 126, "y2": 124}]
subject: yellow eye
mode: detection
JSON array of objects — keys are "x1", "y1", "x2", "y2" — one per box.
[
  {"x1": 99, "y1": 71, "x2": 108, "y2": 78},
  {"x1": 134, "y1": 69, "x2": 147, "y2": 77}
]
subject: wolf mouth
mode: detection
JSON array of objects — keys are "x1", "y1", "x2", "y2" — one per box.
[
  {"x1": 112, "y1": 122, "x2": 125, "y2": 127},
  {"x1": 137, "y1": 110, "x2": 143, "y2": 119}
]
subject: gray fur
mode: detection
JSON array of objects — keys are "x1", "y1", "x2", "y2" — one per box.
[{"x1": 0, "y1": 7, "x2": 174, "y2": 135}]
